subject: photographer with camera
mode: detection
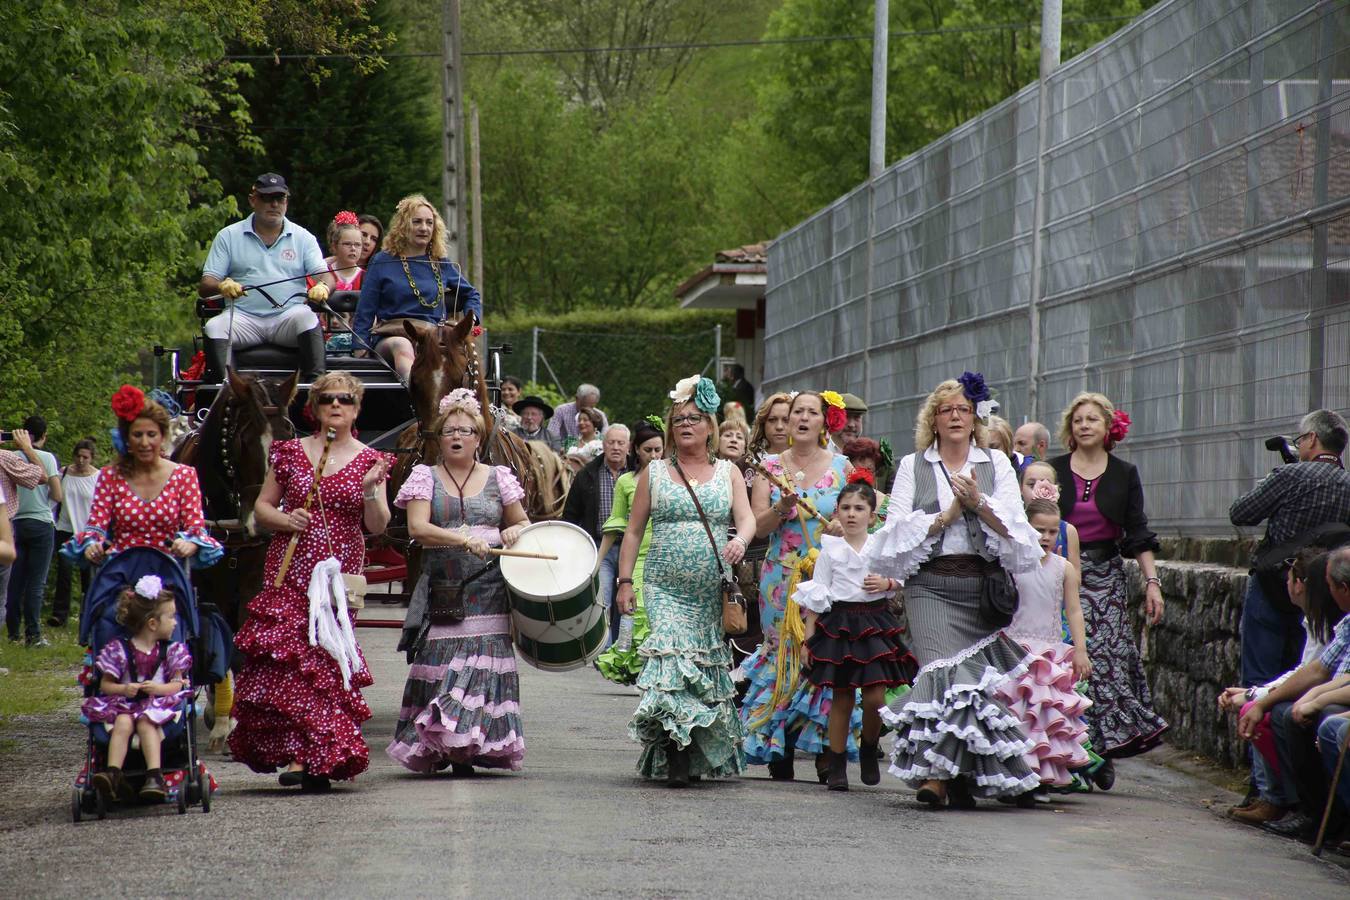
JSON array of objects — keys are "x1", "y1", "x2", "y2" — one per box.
[{"x1": 1231, "y1": 409, "x2": 1350, "y2": 688}]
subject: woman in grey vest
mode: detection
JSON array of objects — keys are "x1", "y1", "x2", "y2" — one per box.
[{"x1": 864, "y1": 374, "x2": 1044, "y2": 808}]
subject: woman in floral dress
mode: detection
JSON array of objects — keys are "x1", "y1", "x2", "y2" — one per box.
[
  {"x1": 616, "y1": 377, "x2": 756, "y2": 786},
  {"x1": 228, "y1": 373, "x2": 392, "y2": 792},
  {"x1": 740, "y1": 391, "x2": 857, "y2": 781}
]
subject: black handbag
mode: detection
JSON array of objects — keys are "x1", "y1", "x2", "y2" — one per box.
[
  {"x1": 939, "y1": 462, "x2": 1019, "y2": 628},
  {"x1": 428, "y1": 558, "x2": 495, "y2": 626}
]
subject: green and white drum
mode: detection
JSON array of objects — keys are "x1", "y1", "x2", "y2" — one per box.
[{"x1": 500, "y1": 521, "x2": 606, "y2": 672}]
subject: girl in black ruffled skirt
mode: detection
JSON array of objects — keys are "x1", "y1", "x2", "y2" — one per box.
[{"x1": 798, "y1": 476, "x2": 915, "y2": 791}]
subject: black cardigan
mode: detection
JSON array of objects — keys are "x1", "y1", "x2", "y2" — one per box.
[{"x1": 1048, "y1": 453, "x2": 1160, "y2": 558}]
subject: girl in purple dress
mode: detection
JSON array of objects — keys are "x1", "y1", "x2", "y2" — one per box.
[{"x1": 83, "y1": 575, "x2": 192, "y2": 803}]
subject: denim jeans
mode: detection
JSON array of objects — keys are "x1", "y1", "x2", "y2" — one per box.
[
  {"x1": 1271, "y1": 700, "x2": 1350, "y2": 818},
  {"x1": 1318, "y1": 715, "x2": 1350, "y2": 817},
  {"x1": 1253, "y1": 741, "x2": 1297, "y2": 807},
  {"x1": 1239, "y1": 576, "x2": 1306, "y2": 687},
  {"x1": 598, "y1": 544, "x2": 621, "y2": 647},
  {"x1": 50, "y1": 529, "x2": 89, "y2": 625},
  {"x1": 5, "y1": 518, "x2": 55, "y2": 642}
]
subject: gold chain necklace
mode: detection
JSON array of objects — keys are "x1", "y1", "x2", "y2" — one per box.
[{"x1": 400, "y1": 255, "x2": 445, "y2": 310}]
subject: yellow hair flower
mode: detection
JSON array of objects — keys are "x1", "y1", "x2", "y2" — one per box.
[{"x1": 820, "y1": 390, "x2": 846, "y2": 410}]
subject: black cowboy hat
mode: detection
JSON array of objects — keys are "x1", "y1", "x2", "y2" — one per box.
[{"x1": 513, "y1": 395, "x2": 554, "y2": 418}]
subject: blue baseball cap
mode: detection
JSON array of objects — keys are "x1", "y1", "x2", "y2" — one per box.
[{"x1": 253, "y1": 173, "x2": 289, "y2": 195}]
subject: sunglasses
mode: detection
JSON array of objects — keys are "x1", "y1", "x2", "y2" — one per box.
[
  {"x1": 257, "y1": 193, "x2": 289, "y2": 204},
  {"x1": 317, "y1": 392, "x2": 356, "y2": 406}
]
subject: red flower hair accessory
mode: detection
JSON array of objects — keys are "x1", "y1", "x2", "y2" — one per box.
[
  {"x1": 333, "y1": 210, "x2": 359, "y2": 226},
  {"x1": 471, "y1": 325, "x2": 483, "y2": 338},
  {"x1": 111, "y1": 385, "x2": 146, "y2": 422},
  {"x1": 847, "y1": 467, "x2": 875, "y2": 486},
  {"x1": 1109, "y1": 409, "x2": 1131, "y2": 444}
]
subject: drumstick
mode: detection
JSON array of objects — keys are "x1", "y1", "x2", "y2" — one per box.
[
  {"x1": 274, "y1": 427, "x2": 337, "y2": 587},
  {"x1": 487, "y1": 548, "x2": 558, "y2": 560}
]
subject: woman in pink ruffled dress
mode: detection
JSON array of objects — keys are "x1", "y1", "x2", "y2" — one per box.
[{"x1": 996, "y1": 497, "x2": 1093, "y2": 790}]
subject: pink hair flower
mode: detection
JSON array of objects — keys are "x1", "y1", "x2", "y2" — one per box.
[
  {"x1": 1030, "y1": 479, "x2": 1061, "y2": 502},
  {"x1": 1109, "y1": 409, "x2": 1132, "y2": 443},
  {"x1": 333, "y1": 210, "x2": 359, "y2": 226}
]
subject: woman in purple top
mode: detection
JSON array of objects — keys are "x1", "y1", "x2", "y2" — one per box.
[{"x1": 1048, "y1": 392, "x2": 1167, "y2": 790}]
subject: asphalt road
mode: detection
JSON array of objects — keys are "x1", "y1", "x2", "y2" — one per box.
[{"x1": 2, "y1": 613, "x2": 1348, "y2": 899}]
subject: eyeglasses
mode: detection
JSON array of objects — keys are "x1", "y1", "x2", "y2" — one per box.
[
  {"x1": 337, "y1": 241, "x2": 364, "y2": 250},
  {"x1": 257, "y1": 193, "x2": 289, "y2": 205},
  {"x1": 671, "y1": 415, "x2": 705, "y2": 427},
  {"x1": 317, "y1": 392, "x2": 356, "y2": 406},
  {"x1": 1294, "y1": 431, "x2": 1315, "y2": 446},
  {"x1": 441, "y1": 426, "x2": 477, "y2": 438},
  {"x1": 937, "y1": 404, "x2": 973, "y2": 417}
]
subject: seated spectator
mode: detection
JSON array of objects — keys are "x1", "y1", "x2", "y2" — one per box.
[
  {"x1": 5, "y1": 416, "x2": 63, "y2": 647},
  {"x1": 357, "y1": 214, "x2": 383, "y2": 269},
  {"x1": 49, "y1": 438, "x2": 99, "y2": 628},
  {"x1": 1014, "y1": 421, "x2": 1051, "y2": 461},
  {"x1": 321, "y1": 212, "x2": 365, "y2": 291},
  {"x1": 1239, "y1": 545, "x2": 1350, "y2": 841},
  {"x1": 550, "y1": 384, "x2": 608, "y2": 447},
  {"x1": 1231, "y1": 409, "x2": 1350, "y2": 688},
  {"x1": 510, "y1": 396, "x2": 560, "y2": 452},
  {"x1": 1220, "y1": 549, "x2": 1342, "y2": 826}
]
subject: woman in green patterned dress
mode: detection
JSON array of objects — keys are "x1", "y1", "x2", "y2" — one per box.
[{"x1": 616, "y1": 377, "x2": 757, "y2": 786}]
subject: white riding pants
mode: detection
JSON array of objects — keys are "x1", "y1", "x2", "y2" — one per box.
[{"x1": 203, "y1": 304, "x2": 319, "y2": 348}]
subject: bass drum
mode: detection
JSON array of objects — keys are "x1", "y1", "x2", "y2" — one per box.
[{"x1": 500, "y1": 521, "x2": 606, "y2": 672}]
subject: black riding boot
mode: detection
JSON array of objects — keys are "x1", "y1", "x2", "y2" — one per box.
[
  {"x1": 203, "y1": 338, "x2": 230, "y2": 384},
  {"x1": 297, "y1": 327, "x2": 327, "y2": 382}
]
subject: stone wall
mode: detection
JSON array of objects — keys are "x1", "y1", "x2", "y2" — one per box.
[{"x1": 1123, "y1": 557, "x2": 1248, "y2": 768}]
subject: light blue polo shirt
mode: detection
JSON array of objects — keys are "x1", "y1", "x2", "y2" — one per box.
[{"x1": 202, "y1": 214, "x2": 326, "y2": 317}]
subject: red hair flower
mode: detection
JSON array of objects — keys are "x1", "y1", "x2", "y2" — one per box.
[
  {"x1": 471, "y1": 325, "x2": 483, "y2": 338},
  {"x1": 824, "y1": 405, "x2": 848, "y2": 434},
  {"x1": 110, "y1": 385, "x2": 146, "y2": 422},
  {"x1": 847, "y1": 467, "x2": 875, "y2": 486},
  {"x1": 1109, "y1": 409, "x2": 1131, "y2": 443},
  {"x1": 333, "y1": 210, "x2": 359, "y2": 226}
]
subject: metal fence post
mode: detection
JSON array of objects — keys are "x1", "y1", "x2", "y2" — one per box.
[
  {"x1": 864, "y1": 0, "x2": 888, "y2": 405},
  {"x1": 714, "y1": 324, "x2": 722, "y2": 377},
  {"x1": 1026, "y1": 0, "x2": 1061, "y2": 422},
  {"x1": 531, "y1": 326, "x2": 539, "y2": 385}
]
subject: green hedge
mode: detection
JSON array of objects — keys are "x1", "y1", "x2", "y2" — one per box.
[{"x1": 486, "y1": 307, "x2": 735, "y2": 429}]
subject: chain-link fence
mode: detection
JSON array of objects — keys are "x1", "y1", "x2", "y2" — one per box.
[
  {"x1": 486, "y1": 326, "x2": 722, "y2": 428},
  {"x1": 764, "y1": 0, "x2": 1350, "y2": 536}
]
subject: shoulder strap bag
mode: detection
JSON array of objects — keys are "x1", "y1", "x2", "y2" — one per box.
[
  {"x1": 938, "y1": 460, "x2": 1019, "y2": 629},
  {"x1": 670, "y1": 459, "x2": 748, "y2": 636}
]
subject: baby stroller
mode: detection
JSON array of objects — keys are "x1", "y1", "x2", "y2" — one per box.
[{"x1": 72, "y1": 547, "x2": 215, "y2": 821}]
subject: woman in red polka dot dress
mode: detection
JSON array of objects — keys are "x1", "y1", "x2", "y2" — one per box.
[
  {"x1": 227, "y1": 373, "x2": 392, "y2": 792},
  {"x1": 71, "y1": 388, "x2": 223, "y2": 568}
]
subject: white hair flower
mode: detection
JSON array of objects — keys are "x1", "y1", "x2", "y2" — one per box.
[
  {"x1": 134, "y1": 574, "x2": 164, "y2": 599},
  {"x1": 976, "y1": 398, "x2": 999, "y2": 421},
  {"x1": 669, "y1": 374, "x2": 702, "y2": 405},
  {"x1": 438, "y1": 388, "x2": 481, "y2": 418}
]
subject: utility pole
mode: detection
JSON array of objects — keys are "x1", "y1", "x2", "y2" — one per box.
[
  {"x1": 441, "y1": 0, "x2": 468, "y2": 270},
  {"x1": 470, "y1": 101, "x2": 484, "y2": 292},
  {"x1": 862, "y1": 0, "x2": 888, "y2": 408},
  {"x1": 1026, "y1": 0, "x2": 1061, "y2": 422}
]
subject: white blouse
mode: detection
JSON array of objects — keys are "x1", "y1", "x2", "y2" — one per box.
[
  {"x1": 863, "y1": 444, "x2": 1042, "y2": 583},
  {"x1": 794, "y1": 534, "x2": 891, "y2": 614}
]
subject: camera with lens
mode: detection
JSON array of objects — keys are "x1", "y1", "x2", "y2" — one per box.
[
  {"x1": 1265, "y1": 435, "x2": 1298, "y2": 465},
  {"x1": 0, "y1": 430, "x2": 13, "y2": 443}
]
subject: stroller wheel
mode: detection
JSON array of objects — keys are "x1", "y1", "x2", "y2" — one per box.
[
  {"x1": 71, "y1": 788, "x2": 83, "y2": 823},
  {"x1": 177, "y1": 786, "x2": 187, "y2": 814},
  {"x1": 94, "y1": 788, "x2": 107, "y2": 820}
]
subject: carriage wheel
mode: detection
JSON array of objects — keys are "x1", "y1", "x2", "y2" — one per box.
[{"x1": 71, "y1": 788, "x2": 83, "y2": 823}]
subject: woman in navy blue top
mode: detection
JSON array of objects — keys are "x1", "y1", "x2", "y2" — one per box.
[{"x1": 352, "y1": 193, "x2": 482, "y2": 381}]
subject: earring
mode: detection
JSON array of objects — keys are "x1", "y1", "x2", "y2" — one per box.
[
  {"x1": 787, "y1": 436, "x2": 794, "y2": 447},
  {"x1": 819, "y1": 431, "x2": 828, "y2": 448}
]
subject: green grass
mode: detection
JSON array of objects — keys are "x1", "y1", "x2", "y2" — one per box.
[{"x1": 0, "y1": 623, "x2": 86, "y2": 721}]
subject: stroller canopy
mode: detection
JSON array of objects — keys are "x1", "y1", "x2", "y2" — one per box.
[{"x1": 80, "y1": 548, "x2": 199, "y2": 650}]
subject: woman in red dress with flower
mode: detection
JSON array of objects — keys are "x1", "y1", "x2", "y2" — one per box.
[
  {"x1": 228, "y1": 372, "x2": 392, "y2": 792},
  {"x1": 70, "y1": 386, "x2": 223, "y2": 567}
]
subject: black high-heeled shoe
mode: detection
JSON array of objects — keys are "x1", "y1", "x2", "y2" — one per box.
[
  {"x1": 300, "y1": 773, "x2": 332, "y2": 793},
  {"x1": 278, "y1": 768, "x2": 305, "y2": 787},
  {"x1": 767, "y1": 755, "x2": 795, "y2": 781}
]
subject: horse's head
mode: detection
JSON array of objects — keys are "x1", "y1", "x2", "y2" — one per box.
[
  {"x1": 406, "y1": 315, "x2": 477, "y2": 428},
  {"x1": 192, "y1": 369, "x2": 297, "y2": 535}
]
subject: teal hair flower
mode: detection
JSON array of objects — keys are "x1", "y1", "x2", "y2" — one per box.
[{"x1": 694, "y1": 377, "x2": 721, "y2": 415}]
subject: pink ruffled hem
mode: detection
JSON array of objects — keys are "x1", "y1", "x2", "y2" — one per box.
[
  {"x1": 995, "y1": 638, "x2": 1092, "y2": 784},
  {"x1": 387, "y1": 701, "x2": 525, "y2": 773}
]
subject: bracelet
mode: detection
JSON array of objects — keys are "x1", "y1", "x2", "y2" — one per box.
[
  {"x1": 617, "y1": 577, "x2": 634, "y2": 585},
  {"x1": 362, "y1": 489, "x2": 379, "y2": 501},
  {"x1": 1145, "y1": 576, "x2": 1161, "y2": 587},
  {"x1": 729, "y1": 534, "x2": 747, "y2": 547}
]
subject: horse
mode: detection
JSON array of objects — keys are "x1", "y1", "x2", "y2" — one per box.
[{"x1": 174, "y1": 369, "x2": 297, "y2": 751}]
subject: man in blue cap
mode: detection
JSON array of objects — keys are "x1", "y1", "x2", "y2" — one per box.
[{"x1": 198, "y1": 173, "x2": 334, "y2": 382}]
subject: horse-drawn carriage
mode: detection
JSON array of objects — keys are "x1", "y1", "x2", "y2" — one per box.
[{"x1": 164, "y1": 290, "x2": 572, "y2": 637}]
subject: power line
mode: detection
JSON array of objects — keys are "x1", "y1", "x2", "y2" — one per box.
[{"x1": 223, "y1": 15, "x2": 1139, "y2": 62}]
